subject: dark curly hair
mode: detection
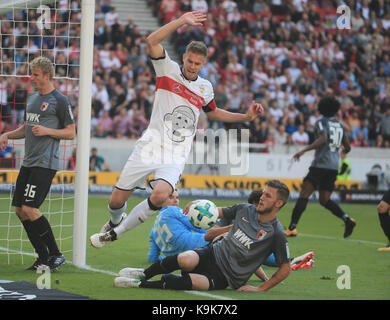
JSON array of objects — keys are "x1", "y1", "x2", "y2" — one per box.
[
  {"x1": 247, "y1": 189, "x2": 263, "y2": 205},
  {"x1": 318, "y1": 96, "x2": 341, "y2": 117}
]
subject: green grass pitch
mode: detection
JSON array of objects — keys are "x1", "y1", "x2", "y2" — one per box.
[{"x1": 1, "y1": 195, "x2": 389, "y2": 300}]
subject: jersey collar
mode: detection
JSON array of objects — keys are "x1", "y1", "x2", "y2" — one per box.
[{"x1": 180, "y1": 67, "x2": 198, "y2": 82}]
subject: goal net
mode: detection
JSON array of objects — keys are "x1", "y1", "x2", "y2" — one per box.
[{"x1": 0, "y1": 0, "x2": 88, "y2": 265}]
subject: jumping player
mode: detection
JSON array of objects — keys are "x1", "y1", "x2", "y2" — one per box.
[
  {"x1": 285, "y1": 96, "x2": 356, "y2": 238},
  {"x1": 90, "y1": 11, "x2": 263, "y2": 248},
  {"x1": 0, "y1": 56, "x2": 76, "y2": 270}
]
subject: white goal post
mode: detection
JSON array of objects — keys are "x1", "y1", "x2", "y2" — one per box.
[{"x1": 73, "y1": 0, "x2": 94, "y2": 267}]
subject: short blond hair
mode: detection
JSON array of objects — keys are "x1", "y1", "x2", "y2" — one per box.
[{"x1": 30, "y1": 56, "x2": 54, "y2": 79}]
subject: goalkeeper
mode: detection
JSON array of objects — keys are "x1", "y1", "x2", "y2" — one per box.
[{"x1": 147, "y1": 190, "x2": 209, "y2": 262}]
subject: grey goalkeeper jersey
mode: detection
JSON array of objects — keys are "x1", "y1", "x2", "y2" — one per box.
[
  {"x1": 212, "y1": 204, "x2": 290, "y2": 290},
  {"x1": 23, "y1": 89, "x2": 74, "y2": 170},
  {"x1": 311, "y1": 117, "x2": 345, "y2": 171}
]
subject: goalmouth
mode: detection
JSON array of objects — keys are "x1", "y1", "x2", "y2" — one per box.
[{"x1": 0, "y1": 0, "x2": 95, "y2": 267}]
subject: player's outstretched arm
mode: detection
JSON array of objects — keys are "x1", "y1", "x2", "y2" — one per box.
[
  {"x1": 146, "y1": 11, "x2": 207, "y2": 59},
  {"x1": 31, "y1": 123, "x2": 76, "y2": 140},
  {"x1": 0, "y1": 123, "x2": 26, "y2": 151},
  {"x1": 207, "y1": 101, "x2": 263, "y2": 123},
  {"x1": 293, "y1": 131, "x2": 327, "y2": 161},
  {"x1": 237, "y1": 262, "x2": 290, "y2": 292}
]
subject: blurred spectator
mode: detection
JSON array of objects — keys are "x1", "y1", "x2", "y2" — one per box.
[
  {"x1": 291, "y1": 124, "x2": 309, "y2": 145},
  {"x1": 67, "y1": 148, "x2": 77, "y2": 170},
  {"x1": 96, "y1": 110, "x2": 114, "y2": 137},
  {"x1": 89, "y1": 147, "x2": 111, "y2": 172},
  {"x1": 272, "y1": 123, "x2": 287, "y2": 145},
  {"x1": 380, "y1": 107, "x2": 390, "y2": 143},
  {"x1": 285, "y1": 115, "x2": 298, "y2": 134},
  {"x1": 352, "y1": 132, "x2": 370, "y2": 147},
  {"x1": 113, "y1": 107, "x2": 132, "y2": 138}
]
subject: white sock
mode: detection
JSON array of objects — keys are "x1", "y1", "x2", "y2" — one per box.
[
  {"x1": 114, "y1": 199, "x2": 156, "y2": 238},
  {"x1": 108, "y1": 202, "x2": 127, "y2": 225}
]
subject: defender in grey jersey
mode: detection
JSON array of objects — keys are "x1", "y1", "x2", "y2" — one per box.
[
  {"x1": 0, "y1": 56, "x2": 75, "y2": 271},
  {"x1": 115, "y1": 180, "x2": 291, "y2": 292},
  {"x1": 285, "y1": 96, "x2": 356, "y2": 238}
]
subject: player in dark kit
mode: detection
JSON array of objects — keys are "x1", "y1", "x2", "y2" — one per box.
[
  {"x1": 377, "y1": 190, "x2": 390, "y2": 251},
  {"x1": 285, "y1": 96, "x2": 356, "y2": 238},
  {"x1": 0, "y1": 56, "x2": 75, "y2": 270}
]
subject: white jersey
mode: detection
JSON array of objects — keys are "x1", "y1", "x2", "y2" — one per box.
[{"x1": 137, "y1": 50, "x2": 216, "y2": 165}]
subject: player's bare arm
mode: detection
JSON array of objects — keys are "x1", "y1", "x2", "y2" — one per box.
[
  {"x1": 207, "y1": 101, "x2": 263, "y2": 123},
  {"x1": 31, "y1": 123, "x2": 76, "y2": 140},
  {"x1": 204, "y1": 224, "x2": 233, "y2": 242},
  {"x1": 254, "y1": 266, "x2": 269, "y2": 282},
  {"x1": 0, "y1": 123, "x2": 26, "y2": 151},
  {"x1": 237, "y1": 262, "x2": 290, "y2": 292},
  {"x1": 293, "y1": 131, "x2": 327, "y2": 161},
  {"x1": 341, "y1": 135, "x2": 351, "y2": 153},
  {"x1": 146, "y1": 11, "x2": 207, "y2": 59}
]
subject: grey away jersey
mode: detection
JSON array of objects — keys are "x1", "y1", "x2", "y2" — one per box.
[
  {"x1": 311, "y1": 117, "x2": 344, "y2": 171},
  {"x1": 212, "y1": 203, "x2": 290, "y2": 289},
  {"x1": 23, "y1": 89, "x2": 74, "y2": 170}
]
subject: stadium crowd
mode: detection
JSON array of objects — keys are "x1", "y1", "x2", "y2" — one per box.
[{"x1": 1, "y1": 0, "x2": 390, "y2": 151}]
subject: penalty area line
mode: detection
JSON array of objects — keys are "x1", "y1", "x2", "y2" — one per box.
[{"x1": 298, "y1": 233, "x2": 387, "y2": 246}]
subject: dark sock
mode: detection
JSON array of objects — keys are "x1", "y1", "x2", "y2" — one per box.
[
  {"x1": 22, "y1": 220, "x2": 49, "y2": 263},
  {"x1": 324, "y1": 200, "x2": 349, "y2": 222},
  {"x1": 289, "y1": 198, "x2": 308, "y2": 230},
  {"x1": 144, "y1": 254, "x2": 180, "y2": 280},
  {"x1": 31, "y1": 215, "x2": 60, "y2": 257},
  {"x1": 140, "y1": 274, "x2": 192, "y2": 290},
  {"x1": 140, "y1": 279, "x2": 164, "y2": 289},
  {"x1": 378, "y1": 212, "x2": 390, "y2": 243}
]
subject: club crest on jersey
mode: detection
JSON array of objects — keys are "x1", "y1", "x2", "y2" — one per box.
[
  {"x1": 199, "y1": 84, "x2": 206, "y2": 94},
  {"x1": 257, "y1": 229, "x2": 267, "y2": 240},
  {"x1": 40, "y1": 102, "x2": 49, "y2": 111},
  {"x1": 172, "y1": 83, "x2": 184, "y2": 94}
]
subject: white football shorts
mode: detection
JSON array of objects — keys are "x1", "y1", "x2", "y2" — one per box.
[{"x1": 115, "y1": 141, "x2": 185, "y2": 192}]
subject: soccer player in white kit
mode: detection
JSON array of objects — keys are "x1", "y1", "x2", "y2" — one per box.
[{"x1": 90, "y1": 11, "x2": 263, "y2": 248}]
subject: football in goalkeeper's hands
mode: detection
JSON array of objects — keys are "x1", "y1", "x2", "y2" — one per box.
[{"x1": 187, "y1": 199, "x2": 218, "y2": 230}]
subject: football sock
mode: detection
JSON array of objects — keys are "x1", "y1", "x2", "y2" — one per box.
[
  {"x1": 114, "y1": 198, "x2": 157, "y2": 238},
  {"x1": 140, "y1": 274, "x2": 192, "y2": 290},
  {"x1": 108, "y1": 202, "x2": 127, "y2": 225},
  {"x1": 324, "y1": 200, "x2": 349, "y2": 222},
  {"x1": 31, "y1": 215, "x2": 60, "y2": 257},
  {"x1": 22, "y1": 220, "x2": 49, "y2": 263},
  {"x1": 378, "y1": 212, "x2": 390, "y2": 243},
  {"x1": 289, "y1": 198, "x2": 308, "y2": 230},
  {"x1": 144, "y1": 254, "x2": 180, "y2": 280}
]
